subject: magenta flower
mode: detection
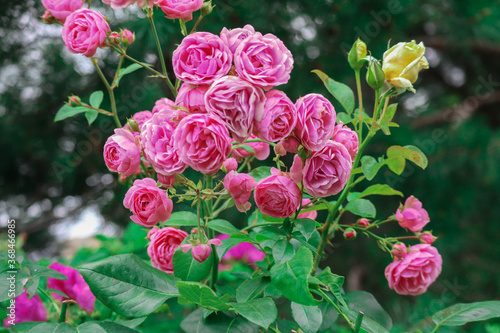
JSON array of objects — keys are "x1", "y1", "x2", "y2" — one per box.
[
  {"x1": 234, "y1": 32, "x2": 294, "y2": 90},
  {"x1": 102, "y1": 0, "x2": 135, "y2": 9},
  {"x1": 123, "y1": 178, "x2": 173, "y2": 227},
  {"x1": 48, "y1": 263, "x2": 95, "y2": 313},
  {"x1": 254, "y1": 173, "x2": 301, "y2": 218},
  {"x1": 396, "y1": 196, "x2": 430, "y2": 232},
  {"x1": 254, "y1": 90, "x2": 297, "y2": 142},
  {"x1": 332, "y1": 122, "x2": 359, "y2": 160},
  {"x1": 303, "y1": 140, "x2": 352, "y2": 198},
  {"x1": 158, "y1": 0, "x2": 203, "y2": 21},
  {"x1": 205, "y1": 76, "x2": 266, "y2": 143},
  {"x1": 175, "y1": 83, "x2": 210, "y2": 114},
  {"x1": 148, "y1": 227, "x2": 188, "y2": 273},
  {"x1": 62, "y1": 9, "x2": 110, "y2": 57},
  {"x1": 385, "y1": 244, "x2": 442, "y2": 295},
  {"x1": 173, "y1": 114, "x2": 232, "y2": 174},
  {"x1": 220, "y1": 25, "x2": 256, "y2": 54},
  {"x1": 103, "y1": 128, "x2": 141, "y2": 179},
  {"x1": 295, "y1": 93, "x2": 337, "y2": 152},
  {"x1": 4, "y1": 290, "x2": 47, "y2": 327},
  {"x1": 42, "y1": 0, "x2": 83, "y2": 23},
  {"x1": 223, "y1": 171, "x2": 257, "y2": 212},
  {"x1": 172, "y1": 32, "x2": 232, "y2": 85},
  {"x1": 216, "y1": 234, "x2": 265, "y2": 269}
]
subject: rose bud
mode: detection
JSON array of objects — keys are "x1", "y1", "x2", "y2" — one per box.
[
  {"x1": 222, "y1": 158, "x2": 238, "y2": 173},
  {"x1": 420, "y1": 231, "x2": 437, "y2": 244},
  {"x1": 391, "y1": 243, "x2": 407, "y2": 259},
  {"x1": 396, "y1": 196, "x2": 430, "y2": 232},
  {"x1": 121, "y1": 29, "x2": 135, "y2": 47},
  {"x1": 180, "y1": 238, "x2": 222, "y2": 263},
  {"x1": 366, "y1": 59, "x2": 385, "y2": 90},
  {"x1": 126, "y1": 118, "x2": 140, "y2": 133},
  {"x1": 343, "y1": 228, "x2": 356, "y2": 240},
  {"x1": 68, "y1": 95, "x2": 81, "y2": 106},
  {"x1": 41, "y1": 10, "x2": 57, "y2": 24},
  {"x1": 108, "y1": 31, "x2": 121, "y2": 45},
  {"x1": 200, "y1": 0, "x2": 213, "y2": 16},
  {"x1": 357, "y1": 218, "x2": 370, "y2": 227},
  {"x1": 348, "y1": 38, "x2": 367, "y2": 70},
  {"x1": 274, "y1": 141, "x2": 287, "y2": 156}
]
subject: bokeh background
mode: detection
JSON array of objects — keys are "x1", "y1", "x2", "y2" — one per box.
[{"x1": 1, "y1": 0, "x2": 499, "y2": 331}]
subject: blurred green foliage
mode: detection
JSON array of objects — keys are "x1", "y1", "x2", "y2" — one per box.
[{"x1": 1, "y1": 0, "x2": 499, "y2": 331}]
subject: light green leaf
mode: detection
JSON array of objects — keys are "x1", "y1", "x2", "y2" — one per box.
[
  {"x1": 344, "y1": 198, "x2": 376, "y2": 218},
  {"x1": 78, "y1": 254, "x2": 179, "y2": 317},
  {"x1": 236, "y1": 276, "x2": 270, "y2": 303},
  {"x1": 89, "y1": 91, "x2": 104, "y2": 108},
  {"x1": 291, "y1": 301, "x2": 323, "y2": 333},
  {"x1": 54, "y1": 105, "x2": 91, "y2": 122},
  {"x1": 207, "y1": 219, "x2": 241, "y2": 235},
  {"x1": 312, "y1": 70, "x2": 355, "y2": 114},
  {"x1": 248, "y1": 166, "x2": 272, "y2": 183},
  {"x1": 294, "y1": 218, "x2": 317, "y2": 241},
  {"x1": 172, "y1": 248, "x2": 212, "y2": 282},
  {"x1": 85, "y1": 110, "x2": 98, "y2": 125},
  {"x1": 386, "y1": 145, "x2": 427, "y2": 175},
  {"x1": 180, "y1": 308, "x2": 259, "y2": 333},
  {"x1": 25, "y1": 263, "x2": 67, "y2": 280},
  {"x1": 356, "y1": 184, "x2": 403, "y2": 199},
  {"x1": 161, "y1": 211, "x2": 198, "y2": 227},
  {"x1": 26, "y1": 323, "x2": 77, "y2": 333},
  {"x1": 405, "y1": 145, "x2": 428, "y2": 169},
  {"x1": 376, "y1": 103, "x2": 398, "y2": 135},
  {"x1": 231, "y1": 297, "x2": 277, "y2": 329},
  {"x1": 432, "y1": 301, "x2": 500, "y2": 326},
  {"x1": 361, "y1": 156, "x2": 383, "y2": 181},
  {"x1": 176, "y1": 281, "x2": 230, "y2": 311}
]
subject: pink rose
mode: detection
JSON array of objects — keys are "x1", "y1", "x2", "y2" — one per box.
[
  {"x1": 148, "y1": 227, "x2": 188, "y2": 273},
  {"x1": 295, "y1": 94, "x2": 337, "y2": 152},
  {"x1": 205, "y1": 76, "x2": 266, "y2": 143},
  {"x1": 173, "y1": 114, "x2": 232, "y2": 174},
  {"x1": 391, "y1": 243, "x2": 408, "y2": 259},
  {"x1": 254, "y1": 90, "x2": 297, "y2": 143},
  {"x1": 42, "y1": 0, "x2": 83, "y2": 22},
  {"x1": 234, "y1": 32, "x2": 294, "y2": 90},
  {"x1": 172, "y1": 32, "x2": 232, "y2": 85},
  {"x1": 103, "y1": 128, "x2": 141, "y2": 179},
  {"x1": 357, "y1": 218, "x2": 370, "y2": 227},
  {"x1": 222, "y1": 158, "x2": 238, "y2": 172},
  {"x1": 3, "y1": 290, "x2": 47, "y2": 327},
  {"x1": 232, "y1": 134, "x2": 270, "y2": 161},
  {"x1": 158, "y1": 173, "x2": 176, "y2": 188},
  {"x1": 396, "y1": 196, "x2": 430, "y2": 232},
  {"x1": 298, "y1": 199, "x2": 317, "y2": 220},
  {"x1": 123, "y1": 178, "x2": 173, "y2": 227},
  {"x1": 220, "y1": 25, "x2": 256, "y2": 54},
  {"x1": 62, "y1": 9, "x2": 111, "y2": 58},
  {"x1": 141, "y1": 110, "x2": 187, "y2": 176},
  {"x1": 216, "y1": 234, "x2": 265, "y2": 269},
  {"x1": 289, "y1": 154, "x2": 304, "y2": 184},
  {"x1": 102, "y1": 0, "x2": 135, "y2": 9},
  {"x1": 303, "y1": 140, "x2": 352, "y2": 198},
  {"x1": 385, "y1": 244, "x2": 442, "y2": 295},
  {"x1": 180, "y1": 238, "x2": 222, "y2": 263},
  {"x1": 125, "y1": 111, "x2": 153, "y2": 131},
  {"x1": 281, "y1": 136, "x2": 301, "y2": 153},
  {"x1": 48, "y1": 263, "x2": 96, "y2": 313},
  {"x1": 175, "y1": 83, "x2": 210, "y2": 113},
  {"x1": 254, "y1": 174, "x2": 301, "y2": 218},
  {"x1": 420, "y1": 232, "x2": 437, "y2": 244},
  {"x1": 332, "y1": 122, "x2": 359, "y2": 160},
  {"x1": 223, "y1": 171, "x2": 257, "y2": 212},
  {"x1": 152, "y1": 98, "x2": 176, "y2": 114},
  {"x1": 158, "y1": 0, "x2": 203, "y2": 21}
]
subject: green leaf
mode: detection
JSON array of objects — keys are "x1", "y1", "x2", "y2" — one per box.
[
  {"x1": 270, "y1": 247, "x2": 319, "y2": 306},
  {"x1": 78, "y1": 321, "x2": 140, "y2": 333},
  {"x1": 85, "y1": 110, "x2": 98, "y2": 125},
  {"x1": 232, "y1": 144, "x2": 256, "y2": 154},
  {"x1": 25, "y1": 263, "x2": 68, "y2": 280},
  {"x1": 216, "y1": 234, "x2": 251, "y2": 260},
  {"x1": 345, "y1": 291, "x2": 392, "y2": 330},
  {"x1": 115, "y1": 63, "x2": 148, "y2": 87},
  {"x1": 272, "y1": 240, "x2": 295, "y2": 265},
  {"x1": 232, "y1": 297, "x2": 277, "y2": 329},
  {"x1": 176, "y1": 281, "x2": 230, "y2": 311},
  {"x1": 172, "y1": 248, "x2": 212, "y2": 282},
  {"x1": 405, "y1": 145, "x2": 428, "y2": 169},
  {"x1": 344, "y1": 198, "x2": 376, "y2": 218},
  {"x1": 361, "y1": 156, "x2": 383, "y2": 181},
  {"x1": 337, "y1": 112, "x2": 353, "y2": 124},
  {"x1": 376, "y1": 103, "x2": 398, "y2": 135},
  {"x1": 54, "y1": 105, "x2": 91, "y2": 122},
  {"x1": 312, "y1": 69, "x2": 355, "y2": 114},
  {"x1": 0, "y1": 270, "x2": 29, "y2": 302},
  {"x1": 89, "y1": 91, "x2": 104, "y2": 108},
  {"x1": 161, "y1": 211, "x2": 199, "y2": 227},
  {"x1": 248, "y1": 166, "x2": 272, "y2": 183},
  {"x1": 25, "y1": 323, "x2": 77, "y2": 333},
  {"x1": 291, "y1": 301, "x2": 323, "y2": 333},
  {"x1": 345, "y1": 308, "x2": 390, "y2": 333},
  {"x1": 294, "y1": 218, "x2": 317, "y2": 241},
  {"x1": 356, "y1": 184, "x2": 403, "y2": 199},
  {"x1": 432, "y1": 301, "x2": 500, "y2": 326},
  {"x1": 24, "y1": 277, "x2": 40, "y2": 299},
  {"x1": 236, "y1": 277, "x2": 270, "y2": 303},
  {"x1": 78, "y1": 254, "x2": 179, "y2": 317},
  {"x1": 315, "y1": 267, "x2": 347, "y2": 308},
  {"x1": 207, "y1": 219, "x2": 241, "y2": 235},
  {"x1": 180, "y1": 308, "x2": 259, "y2": 333},
  {"x1": 386, "y1": 145, "x2": 427, "y2": 175}
]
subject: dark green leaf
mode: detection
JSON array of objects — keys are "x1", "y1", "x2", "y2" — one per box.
[
  {"x1": 89, "y1": 91, "x2": 103, "y2": 108},
  {"x1": 172, "y1": 248, "x2": 212, "y2": 282},
  {"x1": 232, "y1": 297, "x2": 277, "y2": 329},
  {"x1": 291, "y1": 301, "x2": 323, "y2": 333},
  {"x1": 25, "y1": 323, "x2": 77, "y2": 333},
  {"x1": 272, "y1": 240, "x2": 295, "y2": 265},
  {"x1": 345, "y1": 290, "x2": 392, "y2": 330},
  {"x1": 312, "y1": 70, "x2": 355, "y2": 114},
  {"x1": 294, "y1": 218, "x2": 317, "y2": 241},
  {"x1": 78, "y1": 254, "x2": 179, "y2": 317},
  {"x1": 207, "y1": 219, "x2": 241, "y2": 235},
  {"x1": 180, "y1": 308, "x2": 259, "y2": 333},
  {"x1": 344, "y1": 198, "x2": 376, "y2": 218},
  {"x1": 236, "y1": 277, "x2": 270, "y2": 303},
  {"x1": 115, "y1": 63, "x2": 148, "y2": 87},
  {"x1": 78, "y1": 321, "x2": 140, "y2": 333},
  {"x1": 161, "y1": 211, "x2": 199, "y2": 227},
  {"x1": 356, "y1": 184, "x2": 403, "y2": 199},
  {"x1": 432, "y1": 301, "x2": 500, "y2": 326},
  {"x1": 24, "y1": 276, "x2": 40, "y2": 299},
  {"x1": 270, "y1": 247, "x2": 319, "y2": 306},
  {"x1": 176, "y1": 281, "x2": 230, "y2": 311},
  {"x1": 25, "y1": 263, "x2": 68, "y2": 280}
]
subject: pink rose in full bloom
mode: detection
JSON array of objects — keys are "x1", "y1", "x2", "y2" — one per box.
[
  {"x1": 123, "y1": 178, "x2": 173, "y2": 227},
  {"x1": 158, "y1": 0, "x2": 203, "y2": 21},
  {"x1": 220, "y1": 25, "x2": 256, "y2": 54},
  {"x1": 173, "y1": 114, "x2": 232, "y2": 174},
  {"x1": 102, "y1": 0, "x2": 135, "y2": 9},
  {"x1": 332, "y1": 122, "x2": 359, "y2": 160},
  {"x1": 172, "y1": 32, "x2": 232, "y2": 85},
  {"x1": 48, "y1": 263, "x2": 96, "y2": 313},
  {"x1": 396, "y1": 196, "x2": 430, "y2": 232},
  {"x1": 295, "y1": 94, "x2": 337, "y2": 152},
  {"x1": 3, "y1": 290, "x2": 47, "y2": 327},
  {"x1": 205, "y1": 76, "x2": 266, "y2": 143},
  {"x1": 141, "y1": 110, "x2": 187, "y2": 176},
  {"x1": 62, "y1": 9, "x2": 111, "y2": 57},
  {"x1": 180, "y1": 238, "x2": 222, "y2": 263},
  {"x1": 385, "y1": 244, "x2": 442, "y2": 296},
  {"x1": 175, "y1": 83, "x2": 210, "y2": 113},
  {"x1": 234, "y1": 32, "x2": 294, "y2": 90},
  {"x1": 298, "y1": 199, "x2": 318, "y2": 220},
  {"x1": 254, "y1": 173, "x2": 301, "y2": 218},
  {"x1": 42, "y1": 0, "x2": 83, "y2": 22},
  {"x1": 216, "y1": 234, "x2": 265, "y2": 269},
  {"x1": 232, "y1": 134, "x2": 270, "y2": 162},
  {"x1": 254, "y1": 90, "x2": 297, "y2": 143},
  {"x1": 303, "y1": 140, "x2": 352, "y2": 198},
  {"x1": 223, "y1": 171, "x2": 257, "y2": 212},
  {"x1": 148, "y1": 227, "x2": 188, "y2": 273},
  {"x1": 103, "y1": 128, "x2": 141, "y2": 178}
]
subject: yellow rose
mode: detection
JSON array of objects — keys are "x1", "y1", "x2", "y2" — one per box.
[{"x1": 382, "y1": 40, "x2": 429, "y2": 92}]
